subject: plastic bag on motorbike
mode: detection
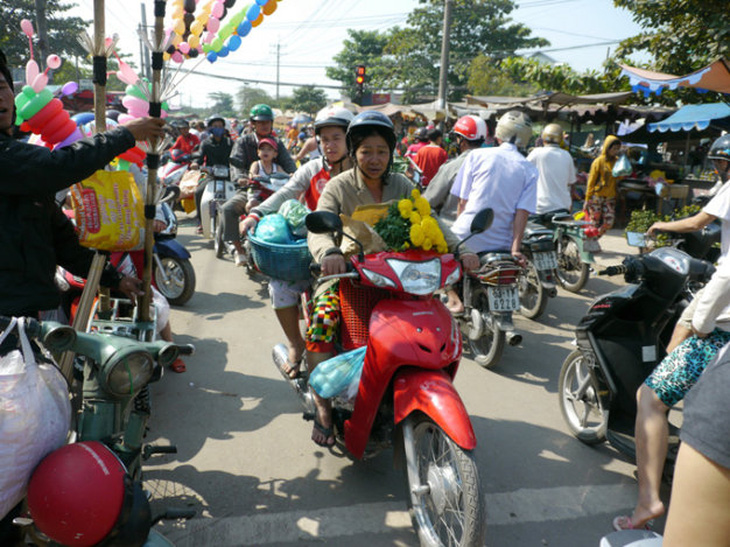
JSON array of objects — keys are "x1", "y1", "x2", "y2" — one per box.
[
  {"x1": 278, "y1": 199, "x2": 310, "y2": 238},
  {"x1": 70, "y1": 169, "x2": 145, "y2": 251},
  {"x1": 254, "y1": 213, "x2": 294, "y2": 244},
  {"x1": 612, "y1": 154, "x2": 632, "y2": 178},
  {"x1": 0, "y1": 318, "x2": 71, "y2": 519},
  {"x1": 309, "y1": 346, "x2": 366, "y2": 400}
]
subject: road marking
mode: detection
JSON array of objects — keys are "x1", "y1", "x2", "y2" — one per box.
[{"x1": 165, "y1": 484, "x2": 636, "y2": 545}]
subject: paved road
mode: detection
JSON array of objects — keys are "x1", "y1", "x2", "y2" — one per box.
[{"x1": 144, "y1": 220, "x2": 668, "y2": 546}]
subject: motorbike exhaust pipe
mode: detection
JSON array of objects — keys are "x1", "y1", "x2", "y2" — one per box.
[
  {"x1": 273, "y1": 344, "x2": 316, "y2": 417},
  {"x1": 506, "y1": 331, "x2": 522, "y2": 346}
]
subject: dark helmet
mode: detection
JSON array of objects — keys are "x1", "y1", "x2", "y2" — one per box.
[
  {"x1": 708, "y1": 134, "x2": 730, "y2": 162},
  {"x1": 346, "y1": 111, "x2": 396, "y2": 177},
  {"x1": 206, "y1": 114, "x2": 225, "y2": 127},
  {"x1": 250, "y1": 103, "x2": 274, "y2": 122},
  {"x1": 415, "y1": 126, "x2": 429, "y2": 142}
]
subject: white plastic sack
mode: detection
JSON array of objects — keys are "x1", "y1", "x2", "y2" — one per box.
[
  {"x1": 309, "y1": 346, "x2": 366, "y2": 400},
  {"x1": 0, "y1": 318, "x2": 71, "y2": 519},
  {"x1": 612, "y1": 154, "x2": 632, "y2": 177}
]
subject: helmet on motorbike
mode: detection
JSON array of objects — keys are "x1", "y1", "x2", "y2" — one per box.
[
  {"x1": 452, "y1": 115, "x2": 488, "y2": 142},
  {"x1": 541, "y1": 123, "x2": 564, "y2": 145},
  {"x1": 414, "y1": 126, "x2": 429, "y2": 142},
  {"x1": 346, "y1": 111, "x2": 396, "y2": 177},
  {"x1": 27, "y1": 441, "x2": 152, "y2": 547},
  {"x1": 258, "y1": 136, "x2": 278, "y2": 152},
  {"x1": 313, "y1": 106, "x2": 354, "y2": 136},
  {"x1": 495, "y1": 110, "x2": 533, "y2": 148},
  {"x1": 250, "y1": 103, "x2": 274, "y2": 122},
  {"x1": 206, "y1": 114, "x2": 225, "y2": 127},
  {"x1": 170, "y1": 148, "x2": 190, "y2": 163},
  {"x1": 707, "y1": 134, "x2": 730, "y2": 161}
]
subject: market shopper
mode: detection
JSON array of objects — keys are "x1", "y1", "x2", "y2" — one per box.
[
  {"x1": 584, "y1": 135, "x2": 621, "y2": 235},
  {"x1": 413, "y1": 128, "x2": 448, "y2": 187},
  {"x1": 527, "y1": 123, "x2": 577, "y2": 214}
]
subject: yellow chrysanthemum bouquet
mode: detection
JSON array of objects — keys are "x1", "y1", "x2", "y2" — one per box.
[{"x1": 373, "y1": 189, "x2": 448, "y2": 253}]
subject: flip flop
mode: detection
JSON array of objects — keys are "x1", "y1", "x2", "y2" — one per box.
[
  {"x1": 612, "y1": 515, "x2": 653, "y2": 531},
  {"x1": 312, "y1": 418, "x2": 335, "y2": 447},
  {"x1": 276, "y1": 355, "x2": 303, "y2": 380}
]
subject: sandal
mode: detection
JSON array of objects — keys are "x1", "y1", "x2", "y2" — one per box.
[
  {"x1": 276, "y1": 355, "x2": 303, "y2": 380},
  {"x1": 612, "y1": 515, "x2": 653, "y2": 531},
  {"x1": 312, "y1": 418, "x2": 335, "y2": 447},
  {"x1": 169, "y1": 358, "x2": 187, "y2": 373}
]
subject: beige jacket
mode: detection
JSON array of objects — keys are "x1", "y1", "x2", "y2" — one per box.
[{"x1": 308, "y1": 168, "x2": 461, "y2": 263}]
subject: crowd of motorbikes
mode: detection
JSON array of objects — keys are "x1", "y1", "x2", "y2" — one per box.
[{"x1": 3, "y1": 117, "x2": 724, "y2": 547}]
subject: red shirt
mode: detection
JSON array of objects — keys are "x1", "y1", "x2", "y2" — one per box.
[
  {"x1": 414, "y1": 144, "x2": 448, "y2": 187},
  {"x1": 171, "y1": 133, "x2": 200, "y2": 155},
  {"x1": 405, "y1": 141, "x2": 428, "y2": 158}
]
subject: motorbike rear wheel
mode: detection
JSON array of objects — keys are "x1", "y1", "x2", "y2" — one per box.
[
  {"x1": 155, "y1": 256, "x2": 196, "y2": 306},
  {"x1": 403, "y1": 414, "x2": 486, "y2": 547},
  {"x1": 556, "y1": 236, "x2": 590, "y2": 293},
  {"x1": 558, "y1": 350, "x2": 608, "y2": 445},
  {"x1": 518, "y1": 261, "x2": 548, "y2": 320},
  {"x1": 467, "y1": 288, "x2": 505, "y2": 369}
]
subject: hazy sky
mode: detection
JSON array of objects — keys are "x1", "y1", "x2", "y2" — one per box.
[{"x1": 66, "y1": 0, "x2": 645, "y2": 108}]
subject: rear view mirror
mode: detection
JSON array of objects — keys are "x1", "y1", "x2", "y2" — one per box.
[
  {"x1": 470, "y1": 208, "x2": 494, "y2": 234},
  {"x1": 306, "y1": 211, "x2": 343, "y2": 235}
]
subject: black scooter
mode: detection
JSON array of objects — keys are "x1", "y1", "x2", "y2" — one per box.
[{"x1": 557, "y1": 247, "x2": 714, "y2": 469}]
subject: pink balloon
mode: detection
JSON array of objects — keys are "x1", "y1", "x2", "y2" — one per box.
[
  {"x1": 211, "y1": 2, "x2": 224, "y2": 18},
  {"x1": 171, "y1": 51, "x2": 184, "y2": 63},
  {"x1": 20, "y1": 19, "x2": 34, "y2": 37},
  {"x1": 31, "y1": 73, "x2": 48, "y2": 93},
  {"x1": 207, "y1": 17, "x2": 220, "y2": 33},
  {"x1": 179, "y1": 42, "x2": 191, "y2": 54},
  {"x1": 46, "y1": 55, "x2": 62, "y2": 70},
  {"x1": 116, "y1": 60, "x2": 139, "y2": 86},
  {"x1": 25, "y1": 60, "x2": 39, "y2": 86},
  {"x1": 122, "y1": 95, "x2": 149, "y2": 116},
  {"x1": 118, "y1": 114, "x2": 136, "y2": 125},
  {"x1": 105, "y1": 37, "x2": 114, "y2": 48},
  {"x1": 204, "y1": 32, "x2": 215, "y2": 44}
]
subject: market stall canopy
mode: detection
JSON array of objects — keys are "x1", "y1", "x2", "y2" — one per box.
[
  {"x1": 648, "y1": 103, "x2": 730, "y2": 133},
  {"x1": 358, "y1": 103, "x2": 424, "y2": 121},
  {"x1": 619, "y1": 59, "x2": 730, "y2": 96}
]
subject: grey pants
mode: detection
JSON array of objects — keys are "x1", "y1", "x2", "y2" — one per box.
[{"x1": 221, "y1": 190, "x2": 249, "y2": 242}]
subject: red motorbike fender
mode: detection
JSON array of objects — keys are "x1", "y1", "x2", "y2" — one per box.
[{"x1": 393, "y1": 367, "x2": 477, "y2": 450}]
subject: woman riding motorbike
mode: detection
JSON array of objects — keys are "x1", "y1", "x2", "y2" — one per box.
[
  {"x1": 240, "y1": 106, "x2": 355, "y2": 381},
  {"x1": 305, "y1": 111, "x2": 479, "y2": 446}
]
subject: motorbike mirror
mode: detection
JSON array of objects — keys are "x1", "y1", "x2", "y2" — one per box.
[
  {"x1": 306, "y1": 211, "x2": 343, "y2": 235},
  {"x1": 470, "y1": 208, "x2": 494, "y2": 234},
  {"x1": 159, "y1": 185, "x2": 180, "y2": 204}
]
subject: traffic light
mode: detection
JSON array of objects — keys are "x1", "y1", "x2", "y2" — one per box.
[{"x1": 355, "y1": 65, "x2": 366, "y2": 90}]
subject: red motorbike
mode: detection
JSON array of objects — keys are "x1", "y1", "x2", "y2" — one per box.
[{"x1": 273, "y1": 210, "x2": 491, "y2": 546}]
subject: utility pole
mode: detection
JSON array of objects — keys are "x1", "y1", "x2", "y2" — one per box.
[
  {"x1": 276, "y1": 41, "x2": 280, "y2": 100},
  {"x1": 437, "y1": 0, "x2": 453, "y2": 124},
  {"x1": 140, "y1": 3, "x2": 150, "y2": 80}
]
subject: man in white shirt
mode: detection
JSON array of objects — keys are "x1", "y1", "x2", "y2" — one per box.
[
  {"x1": 526, "y1": 123, "x2": 576, "y2": 214},
  {"x1": 444, "y1": 111, "x2": 538, "y2": 313}
]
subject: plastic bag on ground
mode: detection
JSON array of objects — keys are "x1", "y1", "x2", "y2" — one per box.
[
  {"x1": 309, "y1": 346, "x2": 366, "y2": 399},
  {"x1": 0, "y1": 318, "x2": 71, "y2": 519}
]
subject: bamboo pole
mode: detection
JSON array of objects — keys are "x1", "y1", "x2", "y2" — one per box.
[{"x1": 138, "y1": 0, "x2": 167, "y2": 326}]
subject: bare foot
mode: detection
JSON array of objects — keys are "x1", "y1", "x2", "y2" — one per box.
[
  {"x1": 629, "y1": 501, "x2": 665, "y2": 529},
  {"x1": 311, "y1": 397, "x2": 334, "y2": 447}
]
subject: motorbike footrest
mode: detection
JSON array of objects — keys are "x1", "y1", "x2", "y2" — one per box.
[{"x1": 302, "y1": 411, "x2": 315, "y2": 422}]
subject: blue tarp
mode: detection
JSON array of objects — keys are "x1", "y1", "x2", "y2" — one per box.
[{"x1": 648, "y1": 103, "x2": 730, "y2": 133}]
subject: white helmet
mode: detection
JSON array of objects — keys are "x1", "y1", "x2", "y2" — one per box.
[
  {"x1": 452, "y1": 115, "x2": 488, "y2": 142},
  {"x1": 495, "y1": 110, "x2": 533, "y2": 148},
  {"x1": 314, "y1": 106, "x2": 355, "y2": 136},
  {"x1": 541, "y1": 123, "x2": 563, "y2": 145}
]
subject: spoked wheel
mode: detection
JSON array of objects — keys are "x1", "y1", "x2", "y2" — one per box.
[
  {"x1": 403, "y1": 414, "x2": 486, "y2": 547},
  {"x1": 518, "y1": 261, "x2": 548, "y2": 320},
  {"x1": 466, "y1": 287, "x2": 505, "y2": 369},
  {"x1": 556, "y1": 236, "x2": 590, "y2": 293},
  {"x1": 155, "y1": 256, "x2": 196, "y2": 306},
  {"x1": 558, "y1": 350, "x2": 608, "y2": 445}
]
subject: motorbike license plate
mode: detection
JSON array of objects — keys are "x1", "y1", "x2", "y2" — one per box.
[
  {"x1": 487, "y1": 286, "x2": 520, "y2": 312},
  {"x1": 583, "y1": 239, "x2": 601, "y2": 253},
  {"x1": 533, "y1": 251, "x2": 558, "y2": 271}
]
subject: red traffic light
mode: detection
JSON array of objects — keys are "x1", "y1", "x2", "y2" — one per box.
[{"x1": 355, "y1": 65, "x2": 366, "y2": 85}]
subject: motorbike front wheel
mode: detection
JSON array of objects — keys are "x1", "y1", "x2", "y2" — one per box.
[
  {"x1": 558, "y1": 350, "x2": 608, "y2": 445},
  {"x1": 403, "y1": 414, "x2": 486, "y2": 547},
  {"x1": 518, "y1": 261, "x2": 548, "y2": 320},
  {"x1": 155, "y1": 256, "x2": 196, "y2": 306},
  {"x1": 556, "y1": 236, "x2": 590, "y2": 293},
  {"x1": 467, "y1": 287, "x2": 505, "y2": 369}
]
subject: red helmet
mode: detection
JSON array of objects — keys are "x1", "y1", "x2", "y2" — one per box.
[
  {"x1": 27, "y1": 442, "x2": 128, "y2": 546},
  {"x1": 452, "y1": 115, "x2": 488, "y2": 142}
]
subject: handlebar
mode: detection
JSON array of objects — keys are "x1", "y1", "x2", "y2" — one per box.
[{"x1": 598, "y1": 265, "x2": 628, "y2": 276}]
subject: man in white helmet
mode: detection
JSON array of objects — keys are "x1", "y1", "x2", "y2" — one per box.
[
  {"x1": 444, "y1": 110, "x2": 538, "y2": 313},
  {"x1": 527, "y1": 123, "x2": 577, "y2": 214},
  {"x1": 424, "y1": 115, "x2": 487, "y2": 226}
]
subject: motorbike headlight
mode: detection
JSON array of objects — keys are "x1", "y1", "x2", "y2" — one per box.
[
  {"x1": 362, "y1": 268, "x2": 397, "y2": 289},
  {"x1": 444, "y1": 264, "x2": 461, "y2": 287},
  {"x1": 387, "y1": 258, "x2": 441, "y2": 295},
  {"x1": 102, "y1": 350, "x2": 154, "y2": 397}
]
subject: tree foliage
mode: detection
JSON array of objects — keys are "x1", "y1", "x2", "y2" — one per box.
[
  {"x1": 208, "y1": 92, "x2": 236, "y2": 117},
  {"x1": 236, "y1": 86, "x2": 274, "y2": 117},
  {"x1": 0, "y1": 1, "x2": 88, "y2": 70},
  {"x1": 613, "y1": 0, "x2": 730, "y2": 75},
  {"x1": 289, "y1": 85, "x2": 327, "y2": 116}
]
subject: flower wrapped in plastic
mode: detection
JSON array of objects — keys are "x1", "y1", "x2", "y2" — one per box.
[{"x1": 373, "y1": 188, "x2": 448, "y2": 253}]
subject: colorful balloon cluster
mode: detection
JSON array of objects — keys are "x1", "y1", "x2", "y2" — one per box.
[
  {"x1": 166, "y1": 0, "x2": 238, "y2": 63},
  {"x1": 203, "y1": 0, "x2": 282, "y2": 63},
  {"x1": 14, "y1": 19, "x2": 83, "y2": 148}
]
